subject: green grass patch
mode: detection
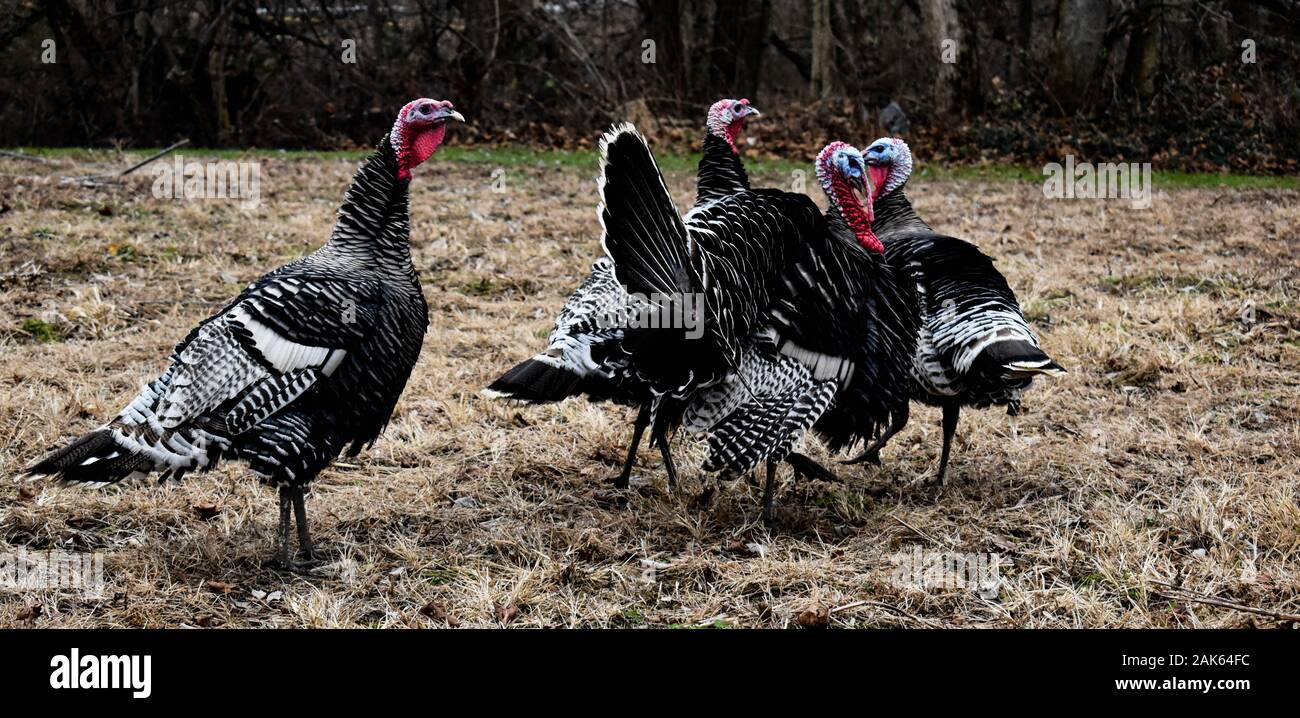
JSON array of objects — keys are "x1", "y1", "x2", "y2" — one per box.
[
  {"x1": 461, "y1": 277, "x2": 497, "y2": 297},
  {"x1": 420, "y1": 568, "x2": 460, "y2": 586},
  {"x1": 19, "y1": 319, "x2": 63, "y2": 343},
  {"x1": 8, "y1": 146, "x2": 1299, "y2": 189}
]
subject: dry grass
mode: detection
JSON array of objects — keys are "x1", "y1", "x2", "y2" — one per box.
[{"x1": 1, "y1": 151, "x2": 1297, "y2": 628}]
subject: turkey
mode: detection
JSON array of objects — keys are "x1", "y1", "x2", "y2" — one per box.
[
  {"x1": 484, "y1": 98, "x2": 767, "y2": 490},
  {"x1": 694, "y1": 97, "x2": 759, "y2": 206},
  {"x1": 850, "y1": 136, "x2": 1066, "y2": 482},
  {"x1": 598, "y1": 128, "x2": 914, "y2": 524},
  {"x1": 26, "y1": 98, "x2": 464, "y2": 569},
  {"x1": 745, "y1": 141, "x2": 918, "y2": 518}
]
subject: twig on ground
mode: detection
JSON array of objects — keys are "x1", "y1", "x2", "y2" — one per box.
[
  {"x1": 831, "y1": 599, "x2": 941, "y2": 627},
  {"x1": 0, "y1": 150, "x2": 49, "y2": 163},
  {"x1": 118, "y1": 139, "x2": 190, "y2": 177},
  {"x1": 1150, "y1": 581, "x2": 1300, "y2": 623},
  {"x1": 890, "y1": 513, "x2": 944, "y2": 547},
  {"x1": 59, "y1": 139, "x2": 190, "y2": 186}
]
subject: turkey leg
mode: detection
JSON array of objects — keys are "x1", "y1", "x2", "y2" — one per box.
[
  {"x1": 936, "y1": 402, "x2": 961, "y2": 484},
  {"x1": 612, "y1": 405, "x2": 650, "y2": 489},
  {"x1": 761, "y1": 460, "x2": 778, "y2": 527},
  {"x1": 290, "y1": 486, "x2": 320, "y2": 563}
]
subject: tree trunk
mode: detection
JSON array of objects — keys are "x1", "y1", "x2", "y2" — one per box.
[
  {"x1": 1011, "y1": 0, "x2": 1033, "y2": 86},
  {"x1": 810, "y1": 0, "x2": 834, "y2": 98},
  {"x1": 642, "y1": 0, "x2": 686, "y2": 97},
  {"x1": 734, "y1": 0, "x2": 772, "y2": 98},
  {"x1": 1047, "y1": 0, "x2": 1109, "y2": 114},
  {"x1": 921, "y1": 0, "x2": 981, "y2": 118},
  {"x1": 1121, "y1": 0, "x2": 1162, "y2": 98},
  {"x1": 209, "y1": 9, "x2": 233, "y2": 145},
  {"x1": 702, "y1": 0, "x2": 770, "y2": 97}
]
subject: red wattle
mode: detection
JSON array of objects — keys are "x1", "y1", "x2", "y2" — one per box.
[
  {"x1": 395, "y1": 124, "x2": 447, "y2": 181},
  {"x1": 868, "y1": 165, "x2": 891, "y2": 201},
  {"x1": 724, "y1": 121, "x2": 742, "y2": 154},
  {"x1": 830, "y1": 174, "x2": 882, "y2": 254}
]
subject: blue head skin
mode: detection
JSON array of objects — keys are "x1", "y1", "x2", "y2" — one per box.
[
  {"x1": 862, "y1": 136, "x2": 913, "y2": 201},
  {"x1": 864, "y1": 139, "x2": 895, "y2": 165},
  {"x1": 815, "y1": 141, "x2": 869, "y2": 203},
  {"x1": 814, "y1": 141, "x2": 879, "y2": 251},
  {"x1": 835, "y1": 147, "x2": 866, "y2": 186}
]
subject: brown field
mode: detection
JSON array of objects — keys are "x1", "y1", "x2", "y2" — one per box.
[{"x1": 1, "y1": 150, "x2": 1297, "y2": 628}]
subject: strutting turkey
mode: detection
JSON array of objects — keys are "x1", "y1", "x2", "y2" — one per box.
[
  {"x1": 26, "y1": 99, "x2": 464, "y2": 569},
  {"x1": 849, "y1": 136, "x2": 1066, "y2": 482},
  {"x1": 485, "y1": 98, "x2": 810, "y2": 491},
  {"x1": 598, "y1": 128, "x2": 915, "y2": 524},
  {"x1": 743, "y1": 142, "x2": 919, "y2": 518}
]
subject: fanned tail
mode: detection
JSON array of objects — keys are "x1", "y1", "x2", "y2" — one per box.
[{"x1": 596, "y1": 123, "x2": 694, "y2": 301}]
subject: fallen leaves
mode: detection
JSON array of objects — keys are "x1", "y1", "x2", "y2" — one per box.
[
  {"x1": 494, "y1": 602, "x2": 520, "y2": 625},
  {"x1": 420, "y1": 601, "x2": 461, "y2": 627},
  {"x1": 795, "y1": 604, "x2": 830, "y2": 629},
  {"x1": 723, "y1": 540, "x2": 767, "y2": 557},
  {"x1": 205, "y1": 580, "x2": 236, "y2": 594}
]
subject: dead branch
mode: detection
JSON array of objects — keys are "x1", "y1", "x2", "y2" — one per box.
[
  {"x1": 117, "y1": 139, "x2": 191, "y2": 177},
  {"x1": 1151, "y1": 581, "x2": 1300, "y2": 623},
  {"x1": 0, "y1": 150, "x2": 49, "y2": 163},
  {"x1": 59, "y1": 139, "x2": 190, "y2": 186}
]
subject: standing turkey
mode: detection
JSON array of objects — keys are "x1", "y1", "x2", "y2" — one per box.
[
  {"x1": 27, "y1": 98, "x2": 464, "y2": 569},
  {"x1": 484, "y1": 99, "x2": 765, "y2": 490},
  {"x1": 748, "y1": 142, "x2": 918, "y2": 519},
  {"x1": 850, "y1": 136, "x2": 1066, "y2": 482},
  {"x1": 598, "y1": 129, "x2": 915, "y2": 524}
]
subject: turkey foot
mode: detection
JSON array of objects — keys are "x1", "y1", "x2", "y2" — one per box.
[
  {"x1": 267, "y1": 486, "x2": 324, "y2": 573},
  {"x1": 786, "y1": 452, "x2": 841, "y2": 483}
]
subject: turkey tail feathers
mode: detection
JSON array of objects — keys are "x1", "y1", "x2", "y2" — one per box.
[
  {"x1": 703, "y1": 380, "x2": 836, "y2": 475},
  {"x1": 25, "y1": 428, "x2": 153, "y2": 484},
  {"x1": 979, "y1": 339, "x2": 1066, "y2": 380},
  {"x1": 596, "y1": 123, "x2": 693, "y2": 300},
  {"x1": 484, "y1": 357, "x2": 585, "y2": 404}
]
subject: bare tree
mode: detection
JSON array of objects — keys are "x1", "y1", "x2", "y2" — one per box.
[
  {"x1": 921, "y1": 0, "x2": 981, "y2": 117},
  {"x1": 1121, "y1": 0, "x2": 1163, "y2": 98},
  {"x1": 810, "y1": 0, "x2": 834, "y2": 98},
  {"x1": 1047, "y1": 0, "x2": 1109, "y2": 113}
]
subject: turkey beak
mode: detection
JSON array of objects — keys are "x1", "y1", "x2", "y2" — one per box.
[
  {"x1": 851, "y1": 173, "x2": 870, "y2": 207},
  {"x1": 436, "y1": 108, "x2": 466, "y2": 123},
  {"x1": 741, "y1": 105, "x2": 761, "y2": 119}
]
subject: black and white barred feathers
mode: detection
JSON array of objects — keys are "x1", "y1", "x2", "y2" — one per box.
[
  {"x1": 864, "y1": 137, "x2": 1064, "y2": 414},
  {"x1": 597, "y1": 123, "x2": 844, "y2": 474},
  {"x1": 488, "y1": 110, "x2": 834, "y2": 477},
  {"x1": 28, "y1": 134, "x2": 430, "y2": 488},
  {"x1": 484, "y1": 255, "x2": 644, "y2": 406},
  {"x1": 679, "y1": 118, "x2": 841, "y2": 475},
  {"x1": 766, "y1": 177, "x2": 919, "y2": 457}
]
